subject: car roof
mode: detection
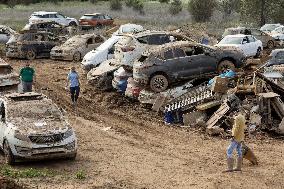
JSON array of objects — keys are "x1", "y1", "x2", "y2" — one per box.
[
  {"x1": 84, "y1": 13, "x2": 102, "y2": 16},
  {"x1": 2, "y1": 92, "x2": 44, "y2": 102},
  {"x1": 32, "y1": 11, "x2": 58, "y2": 15},
  {"x1": 225, "y1": 34, "x2": 252, "y2": 38}
]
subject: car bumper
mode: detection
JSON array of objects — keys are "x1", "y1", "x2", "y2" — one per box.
[
  {"x1": 50, "y1": 52, "x2": 72, "y2": 61},
  {"x1": 6, "y1": 51, "x2": 25, "y2": 58}
]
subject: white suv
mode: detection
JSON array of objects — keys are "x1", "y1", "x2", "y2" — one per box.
[
  {"x1": 29, "y1": 11, "x2": 78, "y2": 26},
  {"x1": 0, "y1": 92, "x2": 77, "y2": 164}
]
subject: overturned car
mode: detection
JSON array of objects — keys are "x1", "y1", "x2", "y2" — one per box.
[
  {"x1": 0, "y1": 58, "x2": 19, "y2": 91},
  {"x1": 133, "y1": 41, "x2": 246, "y2": 92},
  {"x1": 51, "y1": 34, "x2": 105, "y2": 61},
  {"x1": 6, "y1": 32, "x2": 59, "y2": 60},
  {"x1": 0, "y1": 92, "x2": 77, "y2": 164}
]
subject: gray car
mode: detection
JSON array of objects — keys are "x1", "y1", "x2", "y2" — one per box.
[
  {"x1": 133, "y1": 41, "x2": 245, "y2": 92},
  {"x1": 266, "y1": 49, "x2": 284, "y2": 67}
]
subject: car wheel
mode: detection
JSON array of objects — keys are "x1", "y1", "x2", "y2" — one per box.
[
  {"x1": 68, "y1": 152, "x2": 77, "y2": 160},
  {"x1": 150, "y1": 74, "x2": 169, "y2": 92},
  {"x1": 255, "y1": 48, "x2": 262, "y2": 58},
  {"x1": 3, "y1": 140, "x2": 15, "y2": 165},
  {"x1": 69, "y1": 21, "x2": 77, "y2": 27},
  {"x1": 267, "y1": 40, "x2": 274, "y2": 49},
  {"x1": 217, "y1": 60, "x2": 235, "y2": 73},
  {"x1": 73, "y1": 52, "x2": 81, "y2": 62},
  {"x1": 26, "y1": 49, "x2": 36, "y2": 60}
]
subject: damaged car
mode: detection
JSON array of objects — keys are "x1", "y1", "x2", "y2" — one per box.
[
  {"x1": 22, "y1": 21, "x2": 69, "y2": 36},
  {"x1": 6, "y1": 32, "x2": 59, "y2": 60},
  {"x1": 0, "y1": 59, "x2": 19, "y2": 90},
  {"x1": 265, "y1": 49, "x2": 284, "y2": 67},
  {"x1": 0, "y1": 92, "x2": 77, "y2": 165},
  {"x1": 0, "y1": 25, "x2": 17, "y2": 44},
  {"x1": 51, "y1": 34, "x2": 105, "y2": 61},
  {"x1": 133, "y1": 41, "x2": 245, "y2": 92}
]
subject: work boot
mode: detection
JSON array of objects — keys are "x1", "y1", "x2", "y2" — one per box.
[
  {"x1": 223, "y1": 157, "x2": 234, "y2": 173},
  {"x1": 234, "y1": 157, "x2": 242, "y2": 171}
]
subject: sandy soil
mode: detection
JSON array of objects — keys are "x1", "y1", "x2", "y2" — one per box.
[{"x1": 1, "y1": 58, "x2": 284, "y2": 189}]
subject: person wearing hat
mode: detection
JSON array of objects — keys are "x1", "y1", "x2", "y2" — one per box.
[
  {"x1": 19, "y1": 62, "x2": 35, "y2": 92},
  {"x1": 66, "y1": 66, "x2": 80, "y2": 108},
  {"x1": 224, "y1": 111, "x2": 247, "y2": 172}
]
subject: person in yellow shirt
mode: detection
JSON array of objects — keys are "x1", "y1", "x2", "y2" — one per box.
[{"x1": 225, "y1": 112, "x2": 246, "y2": 172}]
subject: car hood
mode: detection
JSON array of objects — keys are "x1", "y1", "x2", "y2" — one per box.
[
  {"x1": 9, "y1": 117, "x2": 68, "y2": 135},
  {"x1": 82, "y1": 49, "x2": 107, "y2": 65},
  {"x1": 88, "y1": 59, "x2": 119, "y2": 77}
]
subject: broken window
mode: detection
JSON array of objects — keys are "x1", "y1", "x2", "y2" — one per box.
[
  {"x1": 248, "y1": 36, "x2": 255, "y2": 43},
  {"x1": 173, "y1": 48, "x2": 186, "y2": 57},
  {"x1": 163, "y1": 49, "x2": 174, "y2": 59},
  {"x1": 184, "y1": 47, "x2": 194, "y2": 56},
  {"x1": 86, "y1": 38, "x2": 94, "y2": 44},
  {"x1": 193, "y1": 46, "x2": 204, "y2": 55},
  {"x1": 94, "y1": 36, "x2": 104, "y2": 43},
  {"x1": 275, "y1": 52, "x2": 284, "y2": 60}
]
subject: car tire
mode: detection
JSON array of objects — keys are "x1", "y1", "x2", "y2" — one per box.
[
  {"x1": 255, "y1": 48, "x2": 262, "y2": 58},
  {"x1": 26, "y1": 49, "x2": 36, "y2": 60},
  {"x1": 150, "y1": 74, "x2": 169, "y2": 92},
  {"x1": 3, "y1": 140, "x2": 15, "y2": 165},
  {"x1": 267, "y1": 40, "x2": 274, "y2": 49},
  {"x1": 217, "y1": 60, "x2": 235, "y2": 73},
  {"x1": 69, "y1": 21, "x2": 77, "y2": 27},
  {"x1": 73, "y1": 52, "x2": 81, "y2": 62},
  {"x1": 68, "y1": 152, "x2": 77, "y2": 160}
]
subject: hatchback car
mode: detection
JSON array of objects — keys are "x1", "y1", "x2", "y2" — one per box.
[
  {"x1": 133, "y1": 41, "x2": 245, "y2": 92},
  {"x1": 79, "y1": 13, "x2": 113, "y2": 29},
  {"x1": 0, "y1": 92, "x2": 77, "y2": 164},
  {"x1": 0, "y1": 59, "x2": 19, "y2": 89},
  {"x1": 29, "y1": 11, "x2": 78, "y2": 26},
  {"x1": 216, "y1": 34, "x2": 263, "y2": 57},
  {"x1": 265, "y1": 49, "x2": 284, "y2": 67},
  {"x1": 51, "y1": 34, "x2": 105, "y2": 61},
  {"x1": 6, "y1": 32, "x2": 59, "y2": 60}
]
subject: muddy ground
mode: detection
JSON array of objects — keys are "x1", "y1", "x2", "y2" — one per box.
[{"x1": 0, "y1": 58, "x2": 284, "y2": 189}]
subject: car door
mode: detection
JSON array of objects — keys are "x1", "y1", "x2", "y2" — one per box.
[
  {"x1": 247, "y1": 36, "x2": 257, "y2": 56},
  {"x1": 241, "y1": 36, "x2": 251, "y2": 56},
  {"x1": 0, "y1": 101, "x2": 6, "y2": 147},
  {"x1": 275, "y1": 52, "x2": 284, "y2": 65},
  {"x1": 54, "y1": 14, "x2": 66, "y2": 25}
]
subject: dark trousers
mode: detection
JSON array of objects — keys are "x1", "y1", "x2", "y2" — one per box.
[
  {"x1": 70, "y1": 86, "x2": 80, "y2": 103},
  {"x1": 22, "y1": 81, "x2": 33, "y2": 92}
]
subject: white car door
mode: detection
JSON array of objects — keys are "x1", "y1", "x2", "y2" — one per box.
[
  {"x1": 241, "y1": 37, "x2": 251, "y2": 56},
  {"x1": 248, "y1": 36, "x2": 259, "y2": 56},
  {"x1": 54, "y1": 14, "x2": 66, "y2": 25}
]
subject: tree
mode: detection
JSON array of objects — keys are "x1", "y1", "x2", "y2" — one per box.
[
  {"x1": 169, "y1": 0, "x2": 182, "y2": 15},
  {"x1": 159, "y1": 0, "x2": 170, "y2": 3},
  {"x1": 188, "y1": 0, "x2": 217, "y2": 22},
  {"x1": 109, "y1": 0, "x2": 122, "y2": 10},
  {"x1": 240, "y1": 0, "x2": 284, "y2": 26},
  {"x1": 218, "y1": 0, "x2": 240, "y2": 18}
]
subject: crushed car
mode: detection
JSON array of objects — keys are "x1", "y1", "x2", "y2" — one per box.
[
  {"x1": 22, "y1": 21, "x2": 70, "y2": 36},
  {"x1": 260, "y1": 23, "x2": 283, "y2": 33},
  {"x1": 0, "y1": 25, "x2": 17, "y2": 44},
  {"x1": 51, "y1": 34, "x2": 105, "y2": 61},
  {"x1": 0, "y1": 58, "x2": 19, "y2": 91},
  {"x1": 215, "y1": 34, "x2": 263, "y2": 58},
  {"x1": 133, "y1": 41, "x2": 245, "y2": 92},
  {"x1": 265, "y1": 49, "x2": 284, "y2": 67},
  {"x1": 6, "y1": 32, "x2": 59, "y2": 60},
  {"x1": 222, "y1": 27, "x2": 277, "y2": 49},
  {"x1": 0, "y1": 92, "x2": 77, "y2": 165}
]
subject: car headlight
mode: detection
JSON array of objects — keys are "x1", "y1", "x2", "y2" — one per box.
[
  {"x1": 63, "y1": 128, "x2": 74, "y2": 139},
  {"x1": 14, "y1": 130, "x2": 30, "y2": 142}
]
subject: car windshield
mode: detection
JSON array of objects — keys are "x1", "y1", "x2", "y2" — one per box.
[
  {"x1": 218, "y1": 36, "x2": 242, "y2": 45},
  {"x1": 8, "y1": 100, "x2": 62, "y2": 120},
  {"x1": 63, "y1": 36, "x2": 82, "y2": 45},
  {"x1": 261, "y1": 25, "x2": 279, "y2": 31},
  {"x1": 80, "y1": 15, "x2": 95, "y2": 20}
]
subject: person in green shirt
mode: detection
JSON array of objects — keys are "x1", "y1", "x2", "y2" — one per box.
[{"x1": 19, "y1": 63, "x2": 35, "y2": 92}]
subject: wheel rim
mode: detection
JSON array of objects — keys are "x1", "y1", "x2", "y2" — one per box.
[
  {"x1": 151, "y1": 76, "x2": 167, "y2": 91},
  {"x1": 267, "y1": 41, "x2": 273, "y2": 49},
  {"x1": 27, "y1": 50, "x2": 35, "y2": 59},
  {"x1": 73, "y1": 52, "x2": 80, "y2": 61}
]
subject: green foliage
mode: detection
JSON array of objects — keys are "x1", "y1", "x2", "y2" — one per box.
[
  {"x1": 75, "y1": 170, "x2": 86, "y2": 180},
  {"x1": 169, "y1": 0, "x2": 182, "y2": 15},
  {"x1": 188, "y1": 0, "x2": 217, "y2": 22},
  {"x1": 218, "y1": 0, "x2": 240, "y2": 17},
  {"x1": 159, "y1": 0, "x2": 170, "y2": 3},
  {"x1": 0, "y1": 165, "x2": 55, "y2": 178},
  {"x1": 124, "y1": 0, "x2": 144, "y2": 14},
  {"x1": 240, "y1": 0, "x2": 283, "y2": 26},
  {"x1": 109, "y1": 0, "x2": 122, "y2": 10}
]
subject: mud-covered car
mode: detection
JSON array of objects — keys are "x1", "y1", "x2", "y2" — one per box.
[
  {"x1": 0, "y1": 58, "x2": 19, "y2": 89},
  {"x1": 51, "y1": 34, "x2": 105, "y2": 61},
  {"x1": 0, "y1": 92, "x2": 77, "y2": 164},
  {"x1": 6, "y1": 32, "x2": 59, "y2": 60},
  {"x1": 265, "y1": 49, "x2": 284, "y2": 67},
  {"x1": 0, "y1": 25, "x2": 17, "y2": 44},
  {"x1": 22, "y1": 21, "x2": 69, "y2": 36},
  {"x1": 133, "y1": 41, "x2": 245, "y2": 92}
]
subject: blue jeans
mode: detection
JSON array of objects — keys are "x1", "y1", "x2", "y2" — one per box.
[
  {"x1": 227, "y1": 139, "x2": 242, "y2": 158},
  {"x1": 70, "y1": 86, "x2": 80, "y2": 103}
]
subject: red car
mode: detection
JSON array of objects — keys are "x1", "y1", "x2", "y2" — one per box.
[{"x1": 79, "y1": 13, "x2": 114, "y2": 29}]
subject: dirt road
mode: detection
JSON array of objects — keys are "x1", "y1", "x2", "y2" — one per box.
[{"x1": 1, "y1": 59, "x2": 284, "y2": 189}]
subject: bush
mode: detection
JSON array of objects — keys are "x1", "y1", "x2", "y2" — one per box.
[
  {"x1": 169, "y1": 0, "x2": 182, "y2": 15},
  {"x1": 188, "y1": 0, "x2": 217, "y2": 22},
  {"x1": 125, "y1": 0, "x2": 144, "y2": 14},
  {"x1": 109, "y1": 0, "x2": 122, "y2": 10},
  {"x1": 125, "y1": 0, "x2": 133, "y2": 7},
  {"x1": 159, "y1": 0, "x2": 170, "y2": 3}
]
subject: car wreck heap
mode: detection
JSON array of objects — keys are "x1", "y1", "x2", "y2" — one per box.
[{"x1": 155, "y1": 59, "x2": 284, "y2": 136}]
